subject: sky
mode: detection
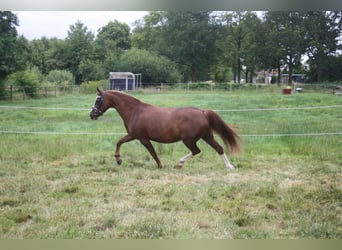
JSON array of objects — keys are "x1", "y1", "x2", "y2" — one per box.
[{"x1": 15, "y1": 11, "x2": 148, "y2": 40}]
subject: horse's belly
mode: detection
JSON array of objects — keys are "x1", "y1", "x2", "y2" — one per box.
[
  {"x1": 148, "y1": 126, "x2": 182, "y2": 143},
  {"x1": 149, "y1": 119, "x2": 208, "y2": 143},
  {"x1": 132, "y1": 107, "x2": 208, "y2": 143}
]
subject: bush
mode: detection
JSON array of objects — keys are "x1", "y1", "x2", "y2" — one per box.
[
  {"x1": 308, "y1": 55, "x2": 342, "y2": 82},
  {"x1": 0, "y1": 79, "x2": 6, "y2": 99},
  {"x1": 80, "y1": 80, "x2": 108, "y2": 94},
  {"x1": 188, "y1": 82, "x2": 212, "y2": 90},
  {"x1": 46, "y1": 70, "x2": 75, "y2": 91},
  {"x1": 7, "y1": 67, "x2": 42, "y2": 97},
  {"x1": 46, "y1": 70, "x2": 74, "y2": 85},
  {"x1": 116, "y1": 48, "x2": 181, "y2": 83}
]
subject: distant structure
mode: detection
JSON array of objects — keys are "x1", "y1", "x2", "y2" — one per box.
[
  {"x1": 281, "y1": 74, "x2": 307, "y2": 84},
  {"x1": 109, "y1": 72, "x2": 142, "y2": 91}
]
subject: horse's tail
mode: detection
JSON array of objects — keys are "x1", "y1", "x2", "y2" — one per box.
[{"x1": 204, "y1": 109, "x2": 240, "y2": 154}]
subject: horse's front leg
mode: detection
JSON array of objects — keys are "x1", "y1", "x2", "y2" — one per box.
[
  {"x1": 139, "y1": 139, "x2": 163, "y2": 168},
  {"x1": 115, "y1": 134, "x2": 135, "y2": 165}
]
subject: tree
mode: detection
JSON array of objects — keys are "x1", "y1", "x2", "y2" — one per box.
[
  {"x1": 161, "y1": 11, "x2": 218, "y2": 82},
  {"x1": 29, "y1": 37, "x2": 67, "y2": 75},
  {"x1": 65, "y1": 21, "x2": 96, "y2": 84},
  {"x1": 242, "y1": 14, "x2": 266, "y2": 83},
  {"x1": 217, "y1": 12, "x2": 263, "y2": 83},
  {"x1": 78, "y1": 58, "x2": 105, "y2": 82},
  {"x1": 131, "y1": 11, "x2": 166, "y2": 52},
  {"x1": 116, "y1": 48, "x2": 181, "y2": 83},
  {"x1": 97, "y1": 20, "x2": 131, "y2": 51},
  {"x1": 29, "y1": 38, "x2": 49, "y2": 74},
  {"x1": 0, "y1": 11, "x2": 28, "y2": 81},
  {"x1": 7, "y1": 67, "x2": 42, "y2": 97},
  {"x1": 44, "y1": 38, "x2": 68, "y2": 71},
  {"x1": 303, "y1": 11, "x2": 342, "y2": 82},
  {"x1": 96, "y1": 20, "x2": 131, "y2": 74},
  {"x1": 131, "y1": 11, "x2": 218, "y2": 82},
  {"x1": 265, "y1": 11, "x2": 306, "y2": 85},
  {"x1": 306, "y1": 55, "x2": 342, "y2": 82}
]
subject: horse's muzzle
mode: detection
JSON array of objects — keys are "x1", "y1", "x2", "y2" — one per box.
[{"x1": 89, "y1": 107, "x2": 102, "y2": 120}]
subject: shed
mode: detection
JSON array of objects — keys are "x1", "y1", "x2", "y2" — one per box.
[
  {"x1": 281, "y1": 74, "x2": 307, "y2": 84},
  {"x1": 109, "y1": 72, "x2": 136, "y2": 91}
]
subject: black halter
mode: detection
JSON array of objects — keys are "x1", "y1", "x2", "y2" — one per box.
[{"x1": 91, "y1": 92, "x2": 106, "y2": 118}]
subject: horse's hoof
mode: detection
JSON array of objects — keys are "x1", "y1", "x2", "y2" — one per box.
[{"x1": 116, "y1": 159, "x2": 122, "y2": 165}]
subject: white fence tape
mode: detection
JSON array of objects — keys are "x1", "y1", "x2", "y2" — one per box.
[
  {"x1": 0, "y1": 104, "x2": 341, "y2": 112},
  {"x1": 0, "y1": 130, "x2": 341, "y2": 137},
  {"x1": 1, "y1": 104, "x2": 341, "y2": 137}
]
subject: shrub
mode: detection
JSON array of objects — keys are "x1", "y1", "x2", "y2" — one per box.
[
  {"x1": 116, "y1": 48, "x2": 181, "y2": 83},
  {"x1": 46, "y1": 70, "x2": 75, "y2": 91},
  {"x1": 7, "y1": 67, "x2": 42, "y2": 97},
  {"x1": 80, "y1": 80, "x2": 108, "y2": 94},
  {"x1": 46, "y1": 70, "x2": 74, "y2": 85}
]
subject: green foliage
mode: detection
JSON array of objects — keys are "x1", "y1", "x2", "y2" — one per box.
[
  {"x1": 211, "y1": 63, "x2": 233, "y2": 83},
  {"x1": 116, "y1": 48, "x2": 181, "y2": 83},
  {"x1": 162, "y1": 11, "x2": 218, "y2": 82},
  {"x1": 44, "y1": 69, "x2": 75, "y2": 93},
  {"x1": 96, "y1": 20, "x2": 132, "y2": 75},
  {"x1": 65, "y1": 21, "x2": 95, "y2": 85},
  {"x1": 264, "y1": 11, "x2": 307, "y2": 85},
  {"x1": 0, "y1": 12, "x2": 28, "y2": 80},
  {"x1": 96, "y1": 20, "x2": 131, "y2": 51},
  {"x1": 0, "y1": 11, "x2": 18, "y2": 80},
  {"x1": 303, "y1": 11, "x2": 342, "y2": 82},
  {"x1": 29, "y1": 37, "x2": 68, "y2": 75},
  {"x1": 80, "y1": 80, "x2": 108, "y2": 94},
  {"x1": 131, "y1": 11, "x2": 166, "y2": 51},
  {"x1": 7, "y1": 67, "x2": 42, "y2": 97},
  {"x1": 187, "y1": 82, "x2": 212, "y2": 90},
  {"x1": 218, "y1": 11, "x2": 263, "y2": 83},
  {"x1": 3, "y1": 10, "x2": 342, "y2": 95},
  {"x1": 46, "y1": 69, "x2": 75, "y2": 86},
  {"x1": 307, "y1": 55, "x2": 342, "y2": 82},
  {"x1": 78, "y1": 59, "x2": 105, "y2": 82}
]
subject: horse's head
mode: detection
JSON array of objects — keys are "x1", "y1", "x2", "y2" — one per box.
[{"x1": 90, "y1": 88, "x2": 107, "y2": 120}]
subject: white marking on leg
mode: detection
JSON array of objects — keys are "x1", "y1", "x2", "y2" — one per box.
[
  {"x1": 179, "y1": 153, "x2": 193, "y2": 167},
  {"x1": 221, "y1": 153, "x2": 234, "y2": 170}
]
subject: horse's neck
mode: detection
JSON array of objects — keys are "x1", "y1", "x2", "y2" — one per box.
[{"x1": 109, "y1": 92, "x2": 142, "y2": 122}]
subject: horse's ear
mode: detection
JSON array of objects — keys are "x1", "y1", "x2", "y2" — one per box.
[{"x1": 97, "y1": 87, "x2": 103, "y2": 95}]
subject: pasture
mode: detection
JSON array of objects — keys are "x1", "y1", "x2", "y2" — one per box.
[{"x1": 0, "y1": 87, "x2": 341, "y2": 238}]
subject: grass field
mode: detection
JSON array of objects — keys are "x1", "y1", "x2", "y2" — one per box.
[{"x1": 0, "y1": 87, "x2": 341, "y2": 238}]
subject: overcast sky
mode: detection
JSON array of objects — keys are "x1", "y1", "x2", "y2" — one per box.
[{"x1": 15, "y1": 11, "x2": 148, "y2": 40}]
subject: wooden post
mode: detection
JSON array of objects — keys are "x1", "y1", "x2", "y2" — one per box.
[
  {"x1": 22, "y1": 87, "x2": 26, "y2": 100},
  {"x1": 10, "y1": 85, "x2": 13, "y2": 101}
]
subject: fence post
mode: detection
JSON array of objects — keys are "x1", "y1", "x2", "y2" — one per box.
[
  {"x1": 10, "y1": 85, "x2": 13, "y2": 101},
  {"x1": 22, "y1": 87, "x2": 26, "y2": 100}
]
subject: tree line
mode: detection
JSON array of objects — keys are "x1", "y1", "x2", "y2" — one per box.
[{"x1": 1, "y1": 11, "x2": 341, "y2": 94}]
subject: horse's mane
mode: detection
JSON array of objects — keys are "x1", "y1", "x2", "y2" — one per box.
[{"x1": 107, "y1": 90, "x2": 144, "y2": 106}]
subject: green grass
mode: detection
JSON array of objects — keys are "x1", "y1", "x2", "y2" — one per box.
[{"x1": 0, "y1": 87, "x2": 341, "y2": 238}]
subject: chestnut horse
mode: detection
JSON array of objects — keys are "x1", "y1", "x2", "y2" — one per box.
[{"x1": 90, "y1": 88, "x2": 240, "y2": 169}]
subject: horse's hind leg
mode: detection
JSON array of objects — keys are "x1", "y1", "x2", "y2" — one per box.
[
  {"x1": 202, "y1": 133, "x2": 234, "y2": 170},
  {"x1": 115, "y1": 134, "x2": 134, "y2": 165},
  {"x1": 139, "y1": 139, "x2": 163, "y2": 168},
  {"x1": 179, "y1": 139, "x2": 201, "y2": 168}
]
